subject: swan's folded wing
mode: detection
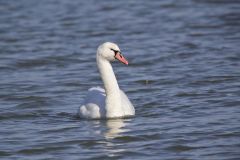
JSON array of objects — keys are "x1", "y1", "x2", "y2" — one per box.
[{"x1": 79, "y1": 87, "x2": 106, "y2": 119}]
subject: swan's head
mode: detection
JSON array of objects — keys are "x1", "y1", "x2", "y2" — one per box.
[{"x1": 97, "y1": 42, "x2": 128, "y2": 65}]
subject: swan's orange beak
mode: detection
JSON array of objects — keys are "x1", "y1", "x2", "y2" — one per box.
[{"x1": 115, "y1": 52, "x2": 128, "y2": 65}]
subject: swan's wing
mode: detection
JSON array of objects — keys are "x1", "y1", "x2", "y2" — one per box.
[
  {"x1": 79, "y1": 87, "x2": 106, "y2": 119},
  {"x1": 120, "y1": 90, "x2": 135, "y2": 116}
]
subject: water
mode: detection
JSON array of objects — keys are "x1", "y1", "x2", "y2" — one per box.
[{"x1": 0, "y1": 0, "x2": 240, "y2": 159}]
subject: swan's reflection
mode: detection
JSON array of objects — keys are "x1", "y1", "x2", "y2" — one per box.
[
  {"x1": 90, "y1": 118, "x2": 130, "y2": 139},
  {"x1": 90, "y1": 119, "x2": 132, "y2": 157},
  {"x1": 104, "y1": 119, "x2": 127, "y2": 139},
  {"x1": 104, "y1": 119, "x2": 131, "y2": 157}
]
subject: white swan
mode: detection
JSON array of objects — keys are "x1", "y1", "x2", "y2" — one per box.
[{"x1": 78, "y1": 42, "x2": 135, "y2": 119}]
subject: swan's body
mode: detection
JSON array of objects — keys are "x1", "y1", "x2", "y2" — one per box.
[{"x1": 78, "y1": 42, "x2": 135, "y2": 119}]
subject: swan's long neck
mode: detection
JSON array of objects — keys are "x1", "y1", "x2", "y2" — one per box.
[{"x1": 97, "y1": 56, "x2": 123, "y2": 118}]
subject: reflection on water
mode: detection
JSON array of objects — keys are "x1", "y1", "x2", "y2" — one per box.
[
  {"x1": 104, "y1": 119, "x2": 128, "y2": 157},
  {"x1": 105, "y1": 119, "x2": 128, "y2": 139},
  {"x1": 91, "y1": 119, "x2": 129, "y2": 139},
  {"x1": 90, "y1": 119, "x2": 129, "y2": 157}
]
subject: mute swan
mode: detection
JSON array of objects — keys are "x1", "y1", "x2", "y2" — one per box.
[{"x1": 78, "y1": 42, "x2": 135, "y2": 119}]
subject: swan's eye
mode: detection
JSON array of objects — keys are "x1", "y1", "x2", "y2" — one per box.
[{"x1": 110, "y1": 48, "x2": 119, "y2": 55}]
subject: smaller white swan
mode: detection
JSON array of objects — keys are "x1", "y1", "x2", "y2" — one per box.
[{"x1": 78, "y1": 42, "x2": 135, "y2": 119}]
